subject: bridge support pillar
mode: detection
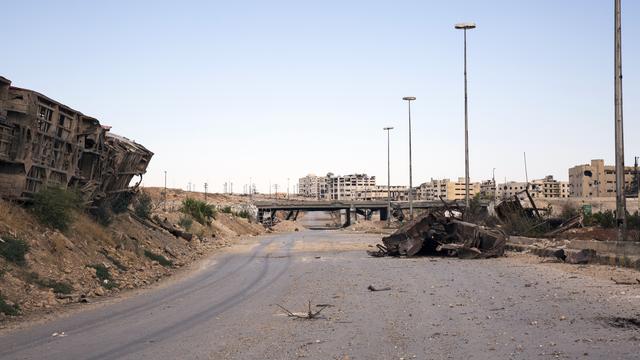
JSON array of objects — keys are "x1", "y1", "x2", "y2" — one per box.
[
  {"x1": 343, "y1": 209, "x2": 351, "y2": 227},
  {"x1": 380, "y1": 208, "x2": 388, "y2": 221}
]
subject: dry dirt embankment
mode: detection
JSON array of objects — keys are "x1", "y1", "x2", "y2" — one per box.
[{"x1": 0, "y1": 189, "x2": 265, "y2": 325}]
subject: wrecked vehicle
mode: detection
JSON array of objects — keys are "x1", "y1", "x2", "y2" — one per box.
[{"x1": 368, "y1": 211, "x2": 507, "y2": 259}]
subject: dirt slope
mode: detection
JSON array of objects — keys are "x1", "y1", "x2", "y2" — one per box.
[{"x1": 0, "y1": 190, "x2": 265, "y2": 323}]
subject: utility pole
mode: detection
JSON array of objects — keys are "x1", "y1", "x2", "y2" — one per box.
[
  {"x1": 204, "y1": 182, "x2": 208, "y2": 200},
  {"x1": 274, "y1": 184, "x2": 279, "y2": 200},
  {"x1": 524, "y1": 152, "x2": 529, "y2": 185},
  {"x1": 287, "y1": 178, "x2": 290, "y2": 200},
  {"x1": 384, "y1": 127, "x2": 394, "y2": 226},
  {"x1": 492, "y1": 168, "x2": 496, "y2": 202},
  {"x1": 636, "y1": 156, "x2": 639, "y2": 211},
  {"x1": 614, "y1": 0, "x2": 626, "y2": 240},
  {"x1": 163, "y1": 170, "x2": 167, "y2": 211}
]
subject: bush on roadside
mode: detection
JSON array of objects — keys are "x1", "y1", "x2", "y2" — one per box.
[
  {"x1": 111, "y1": 192, "x2": 134, "y2": 214},
  {"x1": 25, "y1": 272, "x2": 73, "y2": 294},
  {"x1": 181, "y1": 198, "x2": 215, "y2": 225},
  {"x1": 178, "y1": 216, "x2": 193, "y2": 231},
  {"x1": 134, "y1": 191, "x2": 153, "y2": 219},
  {"x1": 236, "y1": 210, "x2": 250, "y2": 219},
  {"x1": 31, "y1": 187, "x2": 82, "y2": 231},
  {"x1": 221, "y1": 206, "x2": 233, "y2": 214},
  {"x1": 584, "y1": 210, "x2": 616, "y2": 228},
  {"x1": 0, "y1": 235, "x2": 30, "y2": 266},
  {"x1": 0, "y1": 294, "x2": 20, "y2": 316},
  {"x1": 88, "y1": 264, "x2": 117, "y2": 289},
  {"x1": 627, "y1": 211, "x2": 640, "y2": 231},
  {"x1": 143, "y1": 250, "x2": 173, "y2": 267}
]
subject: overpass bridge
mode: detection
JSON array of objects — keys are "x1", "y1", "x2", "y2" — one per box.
[{"x1": 254, "y1": 199, "x2": 481, "y2": 226}]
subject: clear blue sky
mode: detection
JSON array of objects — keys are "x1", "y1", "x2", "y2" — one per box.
[{"x1": 3, "y1": 0, "x2": 639, "y2": 193}]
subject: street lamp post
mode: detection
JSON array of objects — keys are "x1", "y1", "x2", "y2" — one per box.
[
  {"x1": 455, "y1": 22, "x2": 476, "y2": 210},
  {"x1": 384, "y1": 127, "x2": 394, "y2": 226},
  {"x1": 402, "y1": 96, "x2": 416, "y2": 220}
]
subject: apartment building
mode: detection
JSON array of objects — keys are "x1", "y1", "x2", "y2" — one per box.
[
  {"x1": 368, "y1": 185, "x2": 411, "y2": 201},
  {"x1": 298, "y1": 174, "x2": 327, "y2": 199},
  {"x1": 568, "y1": 159, "x2": 635, "y2": 197},
  {"x1": 326, "y1": 173, "x2": 376, "y2": 200},
  {"x1": 417, "y1": 178, "x2": 480, "y2": 201},
  {"x1": 497, "y1": 176, "x2": 569, "y2": 200}
]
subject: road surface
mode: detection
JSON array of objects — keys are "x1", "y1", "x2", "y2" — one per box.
[{"x1": 1, "y1": 213, "x2": 639, "y2": 359}]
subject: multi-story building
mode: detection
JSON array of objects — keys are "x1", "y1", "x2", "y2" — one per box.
[
  {"x1": 480, "y1": 180, "x2": 497, "y2": 199},
  {"x1": 530, "y1": 175, "x2": 570, "y2": 198},
  {"x1": 326, "y1": 173, "x2": 376, "y2": 200},
  {"x1": 368, "y1": 185, "x2": 411, "y2": 201},
  {"x1": 417, "y1": 178, "x2": 480, "y2": 201},
  {"x1": 497, "y1": 176, "x2": 569, "y2": 200},
  {"x1": 298, "y1": 174, "x2": 327, "y2": 199},
  {"x1": 568, "y1": 159, "x2": 635, "y2": 197}
]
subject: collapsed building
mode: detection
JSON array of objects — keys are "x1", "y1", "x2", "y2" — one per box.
[{"x1": 0, "y1": 76, "x2": 153, "y2": 202}]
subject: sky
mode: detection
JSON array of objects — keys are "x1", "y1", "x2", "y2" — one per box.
[{"x1": 2, "y1": 0, "x2": 639, "y2": 194}]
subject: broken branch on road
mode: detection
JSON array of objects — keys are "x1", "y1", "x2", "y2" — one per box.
[{"x1": 276, "y1": 300, "x2": 329, "y2": 319}]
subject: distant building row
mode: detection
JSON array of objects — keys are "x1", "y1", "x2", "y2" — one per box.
[{"x1": 299, "y1": 159, "x2": 639, "y2": 201}]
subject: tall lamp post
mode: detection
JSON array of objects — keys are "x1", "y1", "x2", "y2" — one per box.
[
  {"x1": 402, "y1": 96, "x2": 416, "y2": 220},
  {"x1": 455, "y1": 22, "x2": 476, "y2": 210},
  {"x1": 384, "y1": 126, "x2": 394, "y2": 226},
  {"x1": 613, "y1": 0, "x2": 626, "y2": 240}
]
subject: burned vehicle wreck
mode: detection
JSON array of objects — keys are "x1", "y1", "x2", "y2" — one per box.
[
  {"x1": 369, "y1": 211, "x2": 507, "y2": 259},
  {"x1": 0, "y1": 76, "x2": 153, "y2": 202}
]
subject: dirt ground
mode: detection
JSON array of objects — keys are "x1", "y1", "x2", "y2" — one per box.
[{"x1": 0, "y1": 188, "x2": 265, "y2": 324}]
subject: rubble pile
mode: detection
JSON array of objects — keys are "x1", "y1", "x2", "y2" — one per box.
[{"x1": 368, "y1": 211, "x2": 507, "y2": 259}]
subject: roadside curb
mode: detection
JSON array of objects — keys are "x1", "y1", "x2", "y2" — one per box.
[{"x1": 506, "y1": 242, "x2": 640, "y2": 270}]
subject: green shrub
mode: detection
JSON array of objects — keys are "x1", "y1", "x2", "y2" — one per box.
[
  {"x1": 236, "y1": 210, "x2": 250, "y2": 219},
  {"x1": 111, "y1": 192, "x2": 134, "y2": 214},
  {"x1": 627, "y1": 211, "x2": 640, "y2": 231},
  {"x1": 181, "y1": 198, "x2": 215, "y2": 225},
  {"x1": 0, "y1": 235, "x2": 29, "y2": 266},
  {"x1": 221, "y1": 206, "x2": 233, "y2": 214},
  {"x1": 31, "y1": 187, "x2": 82, "y2": 231},
  {"x1": 144, "y1": 250, "x2": 173, "y2": 267},
  {"x1": 88, "y1": 264, "x2": 117, "y2": 289},
  {"x1": 0, "y1": 294, "x2": 19, "y2": 316},
  {"x1": 178, "y1": 216, "x2": 193, "y2": 231},
  {"x1": 134, "y1": 191, "x2": 153, "y2": 219},
  {"x1": 92, "y1": 200, "x2": 113, "y2": 226},
  {"x1": 26, "y1": 272, "x2": 73, "y2": 294},
  {"x1": 585, "y1": 210, "x2": 616, "y2": 228}
]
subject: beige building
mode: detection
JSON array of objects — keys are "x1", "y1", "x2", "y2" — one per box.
[
  {"x1": 298, "y1": 174, "x2": 327, "y2": 199},
  {"x1": 417, "y1": 178, "x2": 480, "y2": 201},
  {"x1": 568, "y1": 159, "x2": 635, "y2": 198}
]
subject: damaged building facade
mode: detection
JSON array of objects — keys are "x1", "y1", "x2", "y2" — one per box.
[{"x1": 0, "y1": 76, "x2": 153, "y2": 202}]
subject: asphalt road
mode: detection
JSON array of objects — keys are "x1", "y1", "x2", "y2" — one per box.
[{"x1": 1, "y1": 212, "x2": 640, "y2": 359}]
